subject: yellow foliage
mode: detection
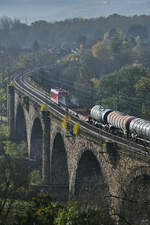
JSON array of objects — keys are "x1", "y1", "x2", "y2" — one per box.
[
  {"x1": 61, "y1": 114, "x2": 67, "y2": 129},
  {"x1": 62, "y1": 53, "x2": 78, "y2": 63},
  {"x1": 91, "y1": 78, "x2": 99, "y2": 84},
  {"x1": 132, "y1": 63, "x2": 138, "y2": 67},
  {"x1": 61, "y1": 114, "x2": 72, "y2": 129},
  {"x1": 57, "y1": 59, "x2": 61, "y2": 64},
  {"x1": 92, "y1": 40, "x2": 110, "y2": 60},
  {"x1": 67, "y1": 115, "x2": 72, "y2": 123},
  {"x1": 4, "y1": 77, "x2": 8, "y2": 81},
  {"x1": 61, "y1": 120, "x2": 67, "y2": 129},
  {"x1": 9, "y1": 81, "x2": 14, "y2": 86},
  {"x1": 122, "y1": 40, "x2": 128, "y2": 45},
  {"x1": 73, "y1": 122, "x2": 80, "y2": 135},
  {"x1": 40, "y1": 104, "x2": 45, "y2": 111},
  {"x1": 40, "y1": 104, "x2": 48, "y2": 111},
  {"x1": 132, "y1": 63, "x2": 141, "y2": 68}
]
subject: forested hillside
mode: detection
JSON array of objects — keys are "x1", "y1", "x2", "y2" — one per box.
[
  {"x1": 31, "y1": 27, "x2": 150, "y2": 120},
  {"x1": 1, "y1": 15, "x2": 150, "y2": 119},
  {"x1": 0, "y1": 14, "x2": 150, "y2": 225},
  {"x1": 0, "y1": 14, "x2": 150, "y2": 49}
]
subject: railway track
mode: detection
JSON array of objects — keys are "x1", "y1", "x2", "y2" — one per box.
[{"x1": 12, "y1": 68, "x2": 150, "y2": 161}]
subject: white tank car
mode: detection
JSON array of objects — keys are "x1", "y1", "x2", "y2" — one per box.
[
  {"x1": 129, "y1": 118, "x2": 150, "y2": 138},
  {"x1": 90, "y1": 105, "x2": 113, "y2": 122}
]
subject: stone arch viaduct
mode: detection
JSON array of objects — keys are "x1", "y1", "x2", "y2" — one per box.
[{"x1": 7, "y1": 75, "x2": 150, "y2": 224}]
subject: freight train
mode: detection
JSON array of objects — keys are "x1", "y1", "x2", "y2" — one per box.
[
  {"x1": 50, "y1": 88, "x2": 150, "y2": 145},
  {"x1": 90, "y1": 105, "x2": 150, "y2": 144}
]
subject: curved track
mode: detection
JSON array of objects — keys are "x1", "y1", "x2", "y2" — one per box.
[{"x1": 13, "y1": 68, "x2": 150, "y2": 160}]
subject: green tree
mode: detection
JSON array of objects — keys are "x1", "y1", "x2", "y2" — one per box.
[
  {"x1": 135, "y1": 76, "x2": 150, "y2": 118},
  {"x1": 128, "y1": 24, "x2": 149, "y2": 41},
  {"x1": 0, "y1": 155, "x2": 30, "y2": 225},
  {"x1": 0, "y1": 88, "x2": 6, "y2": 118},
  {"x1": 54, "y1": 202, "x2": 114, "y2": 225},
  {"x1": 74, "y1": 66, "x2": 94, "y2": 107},
  {"x1": 3, "y1": 140, "x2": 27, "y2": 158},
  {"x1": 133, "y1": 45, "x2": 150, "y2": 68},
  {"x1": 92, "y1": 40, "x2": 114, "y2": 74},
  {"x1": 13, "y1": 193, "x2": 62, "y2": 225},
  {"x1": 110, "y1": 30, "x2": 124, "y2": 53},
  {"x1": 79, "y1": 49, "x2": 101, "y2": 77},
  {"x1": 135, "y1": 76, "x2": 150, "y2": 96},
  {"x1": 96, "y1": 64, "x2": 149, "y2": 115},
  {"x1": 30, "y1": 170, "x2": 42, "y2": 185}
]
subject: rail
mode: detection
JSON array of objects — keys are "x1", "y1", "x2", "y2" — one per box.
[{"x1": 12, "y1": 67, "x2": 150, "y2": 161}]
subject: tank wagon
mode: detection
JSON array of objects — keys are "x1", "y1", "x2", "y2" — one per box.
[
  {"x1": 49, "y1": 87, "x2": 150, "y2": 144},
  {"x1": 129, "y1": 118, "x2": 150, "y2": 139},
  {"x1": 90, "y1": 105, "x2": 150, "y2": 141}
]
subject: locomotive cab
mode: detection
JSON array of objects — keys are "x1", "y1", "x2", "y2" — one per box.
[{"x1": 50, "y1": 88, "x2": 70, "y2": 107}]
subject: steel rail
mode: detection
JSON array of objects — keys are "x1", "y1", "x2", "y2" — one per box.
[{"x1": 12, "y1": 70, "x2": 150, "y2": 161}]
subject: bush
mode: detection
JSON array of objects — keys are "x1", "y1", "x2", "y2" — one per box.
[
  {"x1": 29, "y1": 170, "x2": 42, "y2": 185},
  {"x1": 8, "y1": 195, "x2": 114, "y2": 225},
  {"x1": 12, "y1": 193, "x2": 63, "y2": 225},
  {"x1": 54, "y1": 202, "x2": 114, "y2": 225}
]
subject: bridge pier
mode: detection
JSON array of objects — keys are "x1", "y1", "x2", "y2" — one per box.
[
  {"x1": 41, "y1": 111, "x2": 50, "y2": 184},
  {"x1": 7, "y1": 85, "x2": 15, "y2": 139}
]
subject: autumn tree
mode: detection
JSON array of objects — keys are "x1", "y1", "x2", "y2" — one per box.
[{"x1": 135, "y1": 76, "x2": 150, "y2": 118}]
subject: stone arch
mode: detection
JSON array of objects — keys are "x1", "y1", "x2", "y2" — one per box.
[
  {"x1": 15, "y1": 103, "x2": 27, "y2": 143},
  {"x1": 74, "y1": 149, "x2": 108, "y2": 207},
  {"x1": 118, "y1": 166, "x2": 150, "y2": 225},
  {"x1": 30, "y1": 117, "x2": 43, "y2": 168},
  {"x1": 51, "y1": 132, "x2": 69, "y2": 188}
]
